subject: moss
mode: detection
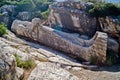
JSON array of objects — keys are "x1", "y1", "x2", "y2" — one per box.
[
  {"x1": 14, "y1": 54, "x2": 36, "y2": 69},
  {"x1": 0, "y1": 23, "x2": 8, "y2": 36}
]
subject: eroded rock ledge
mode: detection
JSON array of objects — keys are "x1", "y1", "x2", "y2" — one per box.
[
  {"x1": 48, "y1": 1, "x2": 96, "y2": 36},
  {"x1": 11, "y1": 18, "x2": 108, "y2": 64}
]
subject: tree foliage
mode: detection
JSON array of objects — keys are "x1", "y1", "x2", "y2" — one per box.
[
  {"x1": 0, "y1": 0, "x2": 55, "y2": 12},
  {"x1": 89, "y1": 3, "x2": 120, "y2": 17}
]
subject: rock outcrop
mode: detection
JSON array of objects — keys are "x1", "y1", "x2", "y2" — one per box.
[
  {"x1": 0, "y1": 45, "x2": 16, "y2": 80},
  {"x1": 0, "y1": 31, "x2": 80, "y2": 80},
  {"x1": 0, "y1": 5, "x2": 17, "y2": 28},
  {"x1": 99, "y1": 16, "x2": 120, "y2": 54},
  {"x1": 99, "y1": 16, "x2": 120, "y2": 38},
  {"x1": 11, "y1": 18, "x2": 108, "y2": 64},
  {"x1": 48, "y1": 1, "x2": 97, "y2": 36},
  {"x1": 16, "y1": 11, "x2": 33, "y2": 21}
]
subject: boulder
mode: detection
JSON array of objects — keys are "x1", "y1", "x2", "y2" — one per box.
[
  {"x1": 11, "y1": 18, "x2": 108, "y2": 64},
  {"x1": 0, "y1": 5, "x2": 17, "y2": 15},
  {"x1": 16, "y1": 11, "x2": 33, "y2": 21},
  {"x1": 48, "y1": 1, "x2": 97, "y2": 36},
  {"x1": 0, "y1": 11, "x2": 9, "y2": 26},
  {"x1": 0, "y1": 5, "x2": 17, "y2": 28}
]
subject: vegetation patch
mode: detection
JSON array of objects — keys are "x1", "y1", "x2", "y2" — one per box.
[
  {"x1": 106, "y1": 49, "x2": 118, "y2": 66},
  {"x1": 14, "y1": 54, "x2": 36, "y2": 69},
  {"x1": 90, "y1": 55, "x2": 99, "y2": 65},
  {"x1": 41, "y1": 9, "x2": 50, "y2": 19},
  {"x1": 0, "y1": 23, "x2": 8, "y2": 36},
  {"x1": 89, "y1": 3, "x2": 120, "y2": 17}
]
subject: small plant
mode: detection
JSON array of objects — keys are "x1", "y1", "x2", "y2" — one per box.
[
  {"x1": 106, "y1": 49, "x2": 118, "y2": 66},
  {"x1": 90, "y1": 55, "x2": 98, "y2": 65},
  {"x1": 0, "y1": 13, "x2": 3, "y2": 16},
  {"x1": 14, "y1": 54, "x2": 36, "y2": 69},
  {"x1": 0, "y1": 23, "x2": 8, "y2": 36},
  {"x1": 41, "y1": 9, "x2": 50, "y2": 19}
]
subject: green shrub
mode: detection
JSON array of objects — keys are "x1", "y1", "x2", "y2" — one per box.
[
  {"x1": 14, "y1": 54, "x2": 36, "y2": 69},
  {"x1": 89, "y1": 3, "x2": 120, "y2": 17},
  {"x1": 41, "y1": 10, "x2": 50, "y2": 19},
  {"x1": 0, "y1": 23, "x2": 8, "y2": 36},
  {"x1": 90, "y1": 55, "x2": 98, "y2": 65}
]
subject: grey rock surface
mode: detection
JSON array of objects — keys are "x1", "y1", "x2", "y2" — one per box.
[
  {"x1": 0, "y1": 5, "x2": 17, "y2": 27},
  {"x1": 28, "y1": 62, "x2": 79, "y2": 80},
  {"x1": 48, "y1": 1, "x2": 96, "y2": 36}
]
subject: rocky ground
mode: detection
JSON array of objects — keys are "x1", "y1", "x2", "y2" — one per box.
[
  {"x1": 0, "y1": 1, "x2": 120, "y2": 80},
  {"x1": 0, "y1": 30, "x2": 120, "y2": 80}
]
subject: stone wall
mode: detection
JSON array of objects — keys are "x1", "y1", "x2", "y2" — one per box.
[
  {"x1": 48, "y1": 1, "x2": 97, "y2": 36},
  {"x1": 11, "y1": 18, "x2": 108, "y2": 64}
]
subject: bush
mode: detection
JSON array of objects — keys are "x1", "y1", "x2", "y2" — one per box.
[
  {"x1": 0, "y1": 23, "x2": 8, "y2": 36},
  {"x1": 41, "y1": 10, "x2": 50, "y2": 19},
  {"x1": 1, "y1": 0, "x2": 54, "y2": 12},
  {"x1": 89, "y1": 3, "x2": 120, "y2": 17},
  {"x1": 14, "y1": 54, "x2": 36, "y2": 69},
  {"x1": 90, "y1": 55, "x2": 99, "y2": 65}
]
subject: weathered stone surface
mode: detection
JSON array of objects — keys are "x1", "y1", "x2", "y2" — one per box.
[
  {"x1": 11, "y1": 18, "x2": 108, "y2": 64},
  {"x1": 0, "y1": 5, "x2": 17, "y2": 27},
  {"x1": 0, "y1": 5, "x2": 17, "y2": 16},
  {"x1": 16, "y1": 11, "x2": 33, "y2": 21},
  {"x1": 99, "y1": 16, "x2": 120, "y2": 37},
  {"x1": 48, "y1": 1, "x2": 97, "y2": 36},
  {"x1": 28, "y1": 62, "x2": 79, "y2": 80},
  {"x1": 99, "y1": 16, "x2": 120, "y2": 55},
  {"x1": 15, "y1": 67, "x2": 24, "y2": 79},
  {"x1": 0, "y1": 48, "x2": 16, "y2": 80},
  {"x1": 0, "y1": 11, "x2": 9, "y2": 26}
]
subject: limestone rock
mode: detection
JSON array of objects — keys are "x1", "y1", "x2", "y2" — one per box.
[
  {"x1": 28, "y1": 62, "x2": 79, "y2": 80},
  {"x1": 0, "y1": 11, "x2": 9, "y2": 26},
  {"x1": 15, "y1": 67, "x2": 24, "y2": 79},
  {"x1": 0, "y1": 50, "x2": 16, "y2": 80},
  {"x1": 99, "y1": 16, "x2": 120, "y2": 37},
  {"x1": 11, "y1": 18, "x2": 108, "y2": 64},
  {"x1": 0, "y1": 5, "x2": 17, "y2": 27},
  {"x1": 48, "y1": 1, "x2": 96, "y2": 36},
  {"x1": 17, "y1": 11, "x2": 33, "y2": 21}
]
